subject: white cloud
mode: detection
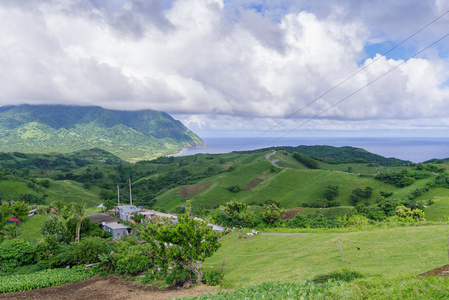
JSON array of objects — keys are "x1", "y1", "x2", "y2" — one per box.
[{"x1": 0, "y1": 0, "x2": 448, "y2": 136}]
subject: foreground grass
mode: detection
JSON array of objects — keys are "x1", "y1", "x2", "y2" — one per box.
[
  {"x1": 204, "y1": 224, "x2": 449, "y2": 288},
  {"x1": 189, "y1": 276, "x2": 449, "y2": 299}
]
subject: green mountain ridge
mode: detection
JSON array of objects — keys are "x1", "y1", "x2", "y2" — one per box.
[
  {"x1": 247, "y1": 145, "x2": 412, "y2": 165},
  {"x1": 0, "y1": 105, "x2": 205, "y2": 161}
]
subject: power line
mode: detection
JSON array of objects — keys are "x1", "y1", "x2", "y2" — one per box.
[
  {"x1": 237, "y1": 8, "x2": 449, "y2": 150},
  {"x1": 268, "y1": 31, "x2": 449, "y2": 146}
]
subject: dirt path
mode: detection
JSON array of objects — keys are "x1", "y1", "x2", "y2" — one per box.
[
  {"x1": 261, "y1": 232, "x2": 315, "y2": 235},
  {"x1": 0, "y1": 275, "x2": 220, "y2": 300},
  {"x1": 265, "y1": 151, "x2": 284, "y2": 169}
]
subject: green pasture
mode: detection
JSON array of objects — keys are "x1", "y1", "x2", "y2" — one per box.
[
  {"x1": 42, "y1": 180, "x2": 102, "y2": 207},
  {"x1": 205, "y1": 224, "x2": 449, "y2": 288},
  {"x1": 0, "y1": 181, "x2": 33, "y2": 195},
  {"x1": 424, "y1": 196, "x2": 449, "y2": 222},
  {"x1": 240, "y1": 168, "x2": 395, "y2": 207},
  {"x1": 156, "y1": 159, "x2": 437, "y2": 212}
]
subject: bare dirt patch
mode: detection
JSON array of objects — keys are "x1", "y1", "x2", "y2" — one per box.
[
  {"x1": 242, "y1": 178, "x2": 264, "y2": 191},
  {"x1": 281, "y1": 208, "x2": 305, "y2": 220},
  {"x1": 179, "y1": 183, "x2": 212, "y2": 199},
  {"x1": 418, "y1": 264, "x2": 449, "y2": 277},
  {"x1": 223, "y1": 163, "x2": 233, "y2": 169},
  {"x1": 0, "y1": 275, "x2": 220, "y2": 300}
]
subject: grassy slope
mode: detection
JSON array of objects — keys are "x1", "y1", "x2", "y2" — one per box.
[
  {"x1": 0, "y1": 181, "x2": 33, "y2": 195},
  {"x1": 42, "y1": 180, "x2": 102, "y2": 207},
  {"x1": 205, "y1": 224, "x2": 449, "y2": 288},
  {"x1": 0, "y1": 177, "x2": 101, "y2": 209},
  {"x1": 155, "y1": 151, "x2": 437, "y2": 212},
  {"x1": 16, "y1": 215, "x2": 46, "y2": 243}
]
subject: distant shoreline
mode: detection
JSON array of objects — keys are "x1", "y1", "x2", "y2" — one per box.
[{"x1": 175, "y1": 137, "x2": 449, "y2": 163}]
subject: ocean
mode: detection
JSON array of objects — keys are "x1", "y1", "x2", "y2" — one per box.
[{"x1": 177, "y1": 137, "x2": 449, "y2": 163}]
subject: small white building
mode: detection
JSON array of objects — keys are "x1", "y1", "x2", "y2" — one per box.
[{"x1": 104, "y1": 223, "x2": 131, "y2": 240}]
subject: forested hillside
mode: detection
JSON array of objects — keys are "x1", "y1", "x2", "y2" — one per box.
[{"x1": 0, "y1": 105, "x2": 205, "y2": 161}]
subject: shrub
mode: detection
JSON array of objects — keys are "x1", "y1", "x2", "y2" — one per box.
[
  {"x1": 166, "y1": 265, "x2": 191, "y2": 285},
  {"x1": 58, "y1": 237, "x2": 109, "y2": 266},
  {"x1": 114, "y1": 244, "x2": 153, "y2": 275},
  {"x1": 202, "y1": 270, "x2": 223, "y2": 286},
  {"x1": 0, "y1": 239, "x2": 35, "y2": 272},
  {"x1": 286, "y1": 213, "x2": 310, "y2": 228},
  {"x1": 227, "y1": 185, "x2": 241, "y2": 193}
]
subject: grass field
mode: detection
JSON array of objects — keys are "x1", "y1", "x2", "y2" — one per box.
[
  {"x1": 41, "y1": 179, "x2": 102, "y2": 207},
  {"x1": 16, "y1": 215, "x2": 46, "y2": 243},
  {"x1": 0, "y1": 181, "x2": 33, "y2": 195},
  {"x1": 204, "y1": 224, "x2": 449, "y2": 288},
  {"x1": 424, "y1": 197, "x2": 449, "y2": 222},
  {"x1": 155, "y1": 158, "x2": 439, "y2": 211}
]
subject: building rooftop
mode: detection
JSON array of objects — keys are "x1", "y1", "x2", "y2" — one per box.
[
  {"x1": 104, "y1": 223, "x2": 131, "y2": 230},
  {"x1": 87, "y1": 213, "x2": 118, "y2": 224}
]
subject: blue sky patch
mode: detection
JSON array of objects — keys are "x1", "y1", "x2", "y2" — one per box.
[{"x1": 363, "y1": 41, "x2": 416, "y2": 62}]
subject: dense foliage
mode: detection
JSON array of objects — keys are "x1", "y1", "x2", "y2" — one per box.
[
  {"x1": 292, "y1": 153, "x2": 321, "y2": 169},
  {"x1": 0, "y1": 239, "x2": 35, "y2": 272},
  {"x1": 143, "y1": 213, "x2": 221, "y2": 284}
]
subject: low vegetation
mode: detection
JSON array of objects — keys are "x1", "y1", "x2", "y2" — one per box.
[{"x1": 0, "y1": 267, "x2": 92, "y2": 293}]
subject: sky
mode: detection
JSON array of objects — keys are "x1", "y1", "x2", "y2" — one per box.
[{"x1": 1, "y1": 0, "x2": 449, "y2": 138}]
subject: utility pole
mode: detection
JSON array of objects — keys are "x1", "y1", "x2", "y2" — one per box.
[
  {"x1": 117, "y1": 185, "x2": 120, "y2": 205},
  {"x1": 129, "y1": 177, "x2": 133, "y2": 206}
]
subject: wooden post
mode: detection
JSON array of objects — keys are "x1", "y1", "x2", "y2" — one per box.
[
  {"x1": 337, "y1": 237, "x2": 344, "y2": 263},
  {"x1": 221, "y1": 251, "x2": 229, "y2": 273},
  {"x1": 446, "y1": 222, "x2": 449, "y2": 260}
]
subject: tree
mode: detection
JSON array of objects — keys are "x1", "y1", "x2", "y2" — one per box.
[
  {"x1": 142, "y1": 213, "x2": 221, "y2": 285},
  {"x1": 40, "y1": 217, "x2": 68, "y2": 243},
  {"x1": 131, "y1": 212, "x2": 145, "y2": 224},
  {"x1": 9, "y1": 201, "x2": 29, "y2": 220},
  {"x1": 104, "y1": 199, "x2": 116, "y2": 211},
  {"x1": 324, "y1": 185, "x2": 339, "y2": 201},
  {"x1": 219, "y1": 200, "x2": 256, "y2": 227},
  {"x1": 350, "y1": 186, "x2": 373, "y2": 205},
  {"x1": 69, "y1": 202, "x2": 87, "y2": 242},
  {"x1": 261, "y1": 203, "x2": 285, "y2": 226},
  {"x1": 53, "y1": 200, "x2": 66, "y2": 221},
  {"x1": 221, "y1": 200, "x2": 247, "y2": 215}
]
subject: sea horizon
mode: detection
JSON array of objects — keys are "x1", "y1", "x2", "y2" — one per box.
[{"x1": 178, "y1": 137, "x2": 449, "y2": 163}]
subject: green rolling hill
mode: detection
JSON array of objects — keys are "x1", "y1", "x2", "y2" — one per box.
[{"x1": 150, "y1": 149, "x2": 427, "y2": 213}]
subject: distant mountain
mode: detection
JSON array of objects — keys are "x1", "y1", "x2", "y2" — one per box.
[{"x1": 0, "y1": 105, "x2": 205, "y2": 161}]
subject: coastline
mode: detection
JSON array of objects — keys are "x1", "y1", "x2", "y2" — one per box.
[{"x1": 175, "y1": 137, "x2": 449, "y2": 163}]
